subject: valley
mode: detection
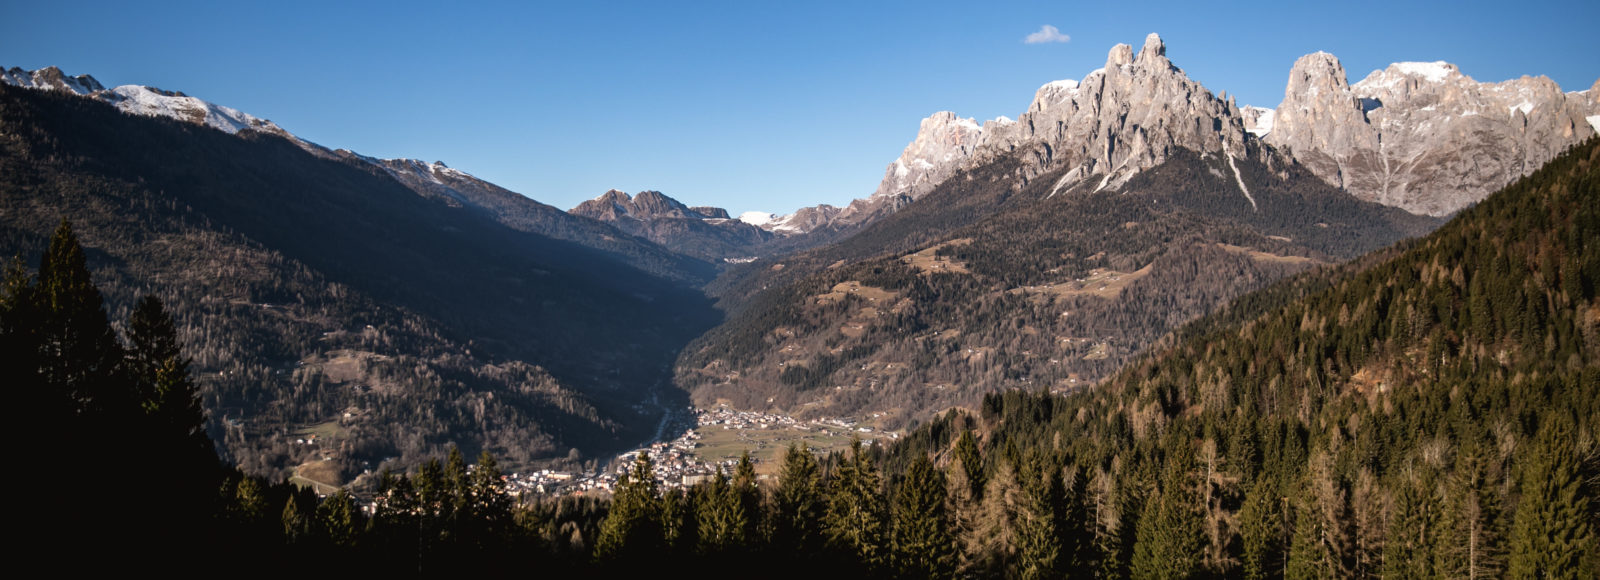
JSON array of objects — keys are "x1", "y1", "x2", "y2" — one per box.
[{"x1": 4, "y1": 18, "x2": 1598, "y2": 575}]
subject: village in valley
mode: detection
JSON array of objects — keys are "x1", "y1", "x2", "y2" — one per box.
[{"x1": 503, "y1": 405, "x2": 897, "y2": 497}]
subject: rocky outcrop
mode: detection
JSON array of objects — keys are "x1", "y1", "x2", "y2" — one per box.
[
  {"x1": 1267, "y1": 56, "x2": 1600, "y2": 216},
  {"x1": 972, "y1": 33, "x2": 1254, "y2": 192},
  {"x1": 775, "y1": 34, "x2": 1260, "y2": 235},
  {"x1": 2, "y1": 65, "x2": 104, "y2": 95},
  {"x1": 571, "y1": 190, "x2": 773, "y2": 262},
  {"x1": 870, "y1": 111, "x2": 991, "y2": 202},
  {"x1": 571, "y1": 189, "x2": 722, "y2": 221}
]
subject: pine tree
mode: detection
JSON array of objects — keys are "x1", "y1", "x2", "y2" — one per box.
[
  {"x1": 1383, "y1": 467, "x2": 1441, "y2": 580},
  {"x1": 283, "y1": 496, "x2": 309, "y2": 543},
  {"x1": 34, "y1": 220, "x2": 126, "y2": 416},
  {"x1": 1015, "y1": 457, "x2": 1063, "y2": 580},
  {"x1": 773, "y1": 443, "x2": 823, "y2": 555},
  {"x1": 696, "y1": 468, "x2": 747, "y2": 553},
  {"x1": 1437, "y1": 443, "x2": 1505, "y2": 580},
  {"x1": 955, "y1": 429, "x2": 986, "y2": 501},
  {"x1": 1507, "y1": 416, "x2": 1596, "y2": 580},
  {"x1": 317, "y1": 489, "x2": 362, "y2": 548},
  {"x1": 467, "y1": 450, "x2": 512, "y2": 546},
  {"x1": 125, "y1": 295, "x2": 217, "y2": 487},
  {"x1": 660, "y1": 488, "x2": 693, "y2": 551},
  {"x1": 892, "y1": 454, "x2": 956, "y2": 578},
  {"x1": 1237, "y1": 478, "x2": 1284, "y2": 580},
  {"x1": 594, "y1": 452, "x2": 663, "y2": 562},
  {"x1": 733, "y1": 450, "x2": 763, "y2": 546},
  {"x1": 824, "y1": 438, "x2": 888, "y2": 573},
  {"x1": 1129, "y1": 461, "x2": 1204, "y2": 579}
]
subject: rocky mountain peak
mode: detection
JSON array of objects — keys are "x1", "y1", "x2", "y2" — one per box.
[
  {"x1": 1137, "y1": 33, "x2": 1167, "y2": 66},
  {"x1": 4, "y1": 65, "x2": 298, "y2": 141},
  {"x1": 869, "y1": 111, "x2": 987, "y2": 202},
  {"x1": 1267, "y1": 53, "x2": 1599, "y2": 216},
  {"x1": 817, "y1": 34, "x2": 1260, "y2": 233},
  {"x1": 571, "y1": 189, "x2": 714, "y2": 222},
  {"x1": 3, "y1": 65, "x2": 105, "y2": 95},
  {"x1": 1107, "y1": 43, "x2": 1134, "y2": 68},
  {"x1": 1284, "y1": 52, "x2": 1352, "y2": 100}
]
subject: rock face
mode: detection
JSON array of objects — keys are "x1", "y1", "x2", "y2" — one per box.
[
  {"x1": 777, "y1": 34, "x2": 1260, "y2": 235},
  {"x1": 972, "y1": 33, "x2": 1254, "y2": 192},
  {"x1": 570, "y1": 190, "x2": 773, "y2": 262},
  {"x1": 871, "y1": 111, "x2": 991, "y2": 202},
  {"x1": 2, "y1": 65, "x2": 104, "y2": 95},
  {"x1": 1267, "y1": 55, "x2": 1600, "y2": 216},
  {"x1": 572, "y1": 189, "x2": 721, "y2": 221}
]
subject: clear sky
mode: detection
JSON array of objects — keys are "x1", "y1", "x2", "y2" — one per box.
[{"x1": 5, "y1": 0, "x2": 1597, "y2": 216}]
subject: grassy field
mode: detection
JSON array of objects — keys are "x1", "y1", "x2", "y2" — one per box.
[
  {"x1": 292, "y1": 459, "x2": 343, "y2": 494},
  {"x1": 1009, "y1": 264, "x2": 1154, "y2": 299},
  {"x1": 294, "y1": 420, "x2": 346, "y2": 441},
  {"x1": 690, "y1": 424, "x2": 876, "y2": 476}
]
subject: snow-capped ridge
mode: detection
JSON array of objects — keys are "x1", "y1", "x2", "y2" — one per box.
[
  {"x1": 4, "y1": 65, "x2": 298, "y2": 142},
  {"x1": 1391, "y1": 61, "x2": 1458, "y2": 83},
  {"x1": 738, "y1": 211, "x2": 776, "y2": 227},
  {"x1": 2, "y1": 66, "x2": 105, "y2": 95}
]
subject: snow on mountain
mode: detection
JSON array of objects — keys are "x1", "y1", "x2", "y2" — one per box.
[
  {"x1": 3, "y1": 65, "x2": 301, "y2": 144},
  {"x1": 1270, "y1": 54, "x2": 1600, "y2": 216},
  {"x1": 103, "y1": 85, "x2": 292, "y2": 137},
  {"x1": 1390, "y1": 61, "x2": 1458, "y2": 83},
  {"x1": 1242, "y1": 106, "x2": 1275, "y2": 137},
  {"x1": 2, "y1": 66, "x2": 104, "y2": 95},
  {"x1": 738, "y1": 211, "x2": 776, "y2": 227}
]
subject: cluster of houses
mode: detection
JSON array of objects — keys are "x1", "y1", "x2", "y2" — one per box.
[{"x1": 501, "y1": 405, "x2": 897, "y2": 497}]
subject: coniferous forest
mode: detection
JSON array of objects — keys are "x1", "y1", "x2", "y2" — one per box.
[{"x1": 7, "y1": 75, "x2": 1598, "y2": 575}]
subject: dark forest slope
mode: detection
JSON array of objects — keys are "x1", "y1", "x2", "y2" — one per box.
[
  {"x1": 896, "y1": 137, "x2": 1600, "y2": 578},
  {"x1": 0, "y1": 84, "x2": 719, "y2": 478}
]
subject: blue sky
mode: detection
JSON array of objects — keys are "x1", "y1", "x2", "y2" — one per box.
[{"x1": 5, "y1": 0, "x2": 1597, "y2": 216}]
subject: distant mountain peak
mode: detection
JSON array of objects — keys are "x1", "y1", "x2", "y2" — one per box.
[
  {"x1": 2, "y1": 65, "x2": 299, "y2": 141},
  {"x1": 2, "y1": 65, "x2": 104, "y2": 95},
  {"x1": 570, "y1": 189, "x2": 735, "y2": 223},
  {"x1": 1266, "y1": 52, "x2": 1600, "y2": 215}
]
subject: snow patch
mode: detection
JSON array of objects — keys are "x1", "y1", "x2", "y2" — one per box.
[
  {"x1": 1509, "y1": 102, "x2": 1534, "y2": 116},
  {"x1": 1392, "y1": 61, "x2": 1456, "y2": 83},
  {"x1": 1223, "y1": 143, "x2": 1257, "y2": 212},
  {"x1": 1243, "y1": 106, "x2": 1275, "y2": 137},
  {"x1": 738, "y1": 211, "x2": 776, "y2": 227},
  {"x1": 1587, "y1": 115, "x2": 1600, "y2": 133},
  {"x1": 107, "y1": 85, "x2": 285, "y2": 136},
  {"x1": 1043, "y1": 79, "x2": 1080, "y2": 92}
]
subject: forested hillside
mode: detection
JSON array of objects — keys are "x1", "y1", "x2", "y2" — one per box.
[
  {"x1": 881, "y1": 136, "x2": 1600, "y2": 578},
  {"x1": 681, "y1": 145, "x2": 1440, "y2": 429},
  {"x1": 0, "y1": 84, "x2": 719, "y2": 479}
]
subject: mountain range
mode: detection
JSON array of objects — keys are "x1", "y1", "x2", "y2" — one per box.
[{"x1": 2, "y1": 34, "x2": 1595, "y2": 480}]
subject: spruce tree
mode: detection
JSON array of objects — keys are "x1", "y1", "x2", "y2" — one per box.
[
  {"x1": 892, "y1": 454, "x2": 956, "y2": 579},
  {"x1": 595, "y1": 452, "x2": 664, "y2": 562},
  {"x1": 317, "y1": 489, "x2": 362, "y2": 548},
  {"x1": 733, "y1": 450, "x2": 763, "y2": 546},
  {"x1": 823, "y1": 438, "x2": 888, "y2": 573},
  {"x1": 34, "y1": 220, "x2": 126, "y2": 416},
  {"x1": 1130, "y1": 458, "x2": 1204, "y2": 580},
  {"x1": 1507, "y1": 417, "x2": 1596, "y2": 579},
  {"x1": 1015, "y1": 457, "x2": 1063, "y2": 580},
  {"x1": 1237, "y1": 478, "x2": 1284, "y2": 580},
  {"x1": 773, "y1": 443, "x2": 823, "y2": 555}
]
